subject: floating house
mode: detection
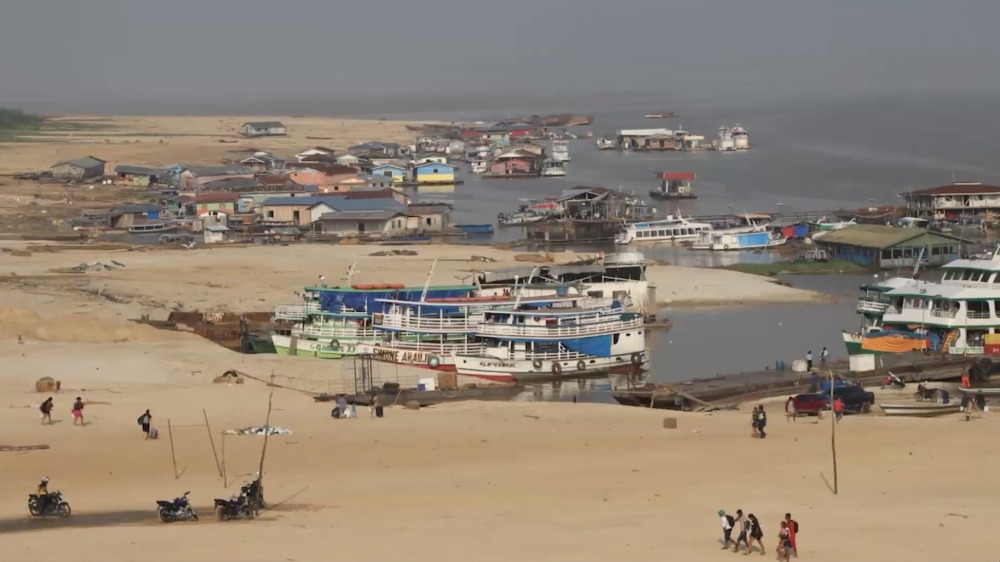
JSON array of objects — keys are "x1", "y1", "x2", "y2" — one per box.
[
  {"x1": 412, "y1": 162, "x2": 456, "y2": 185},
  {"x1": 370, "y1": 163, "x2": 409, "y2": 185},
  {"x1": 241, "y1": 121, "x2": 287, "y2": 137},
  {"x1": 50, "y1": 156, "x2": 107, "y2": 180},
  {"x1": 901, "y1": 182, "x2": 1000, "y2": 221},
  {"x1": 813, "y1": 225, "x2": 967, "y2": 269},
  {"x1": 114, "y1": 165, "x2": 164, "y2": 186},
  {"x1": 314, "y1": 210, "x2": 407, "y2": 237},
  {"x1": 617, "y1": 129, "x2": 675, "y2": 151},
  {"x1": 488, "y1": 149, "x2": 541, "y2": 177}
]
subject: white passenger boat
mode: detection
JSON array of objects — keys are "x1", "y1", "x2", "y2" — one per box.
[
  {"x1": 731, "y1": 124, "x2": 749, "y2": 150},
  {"x1": 551, "y1": 139, "x2": 571, "y2": 162},
  {"x1": 614, "y1": 215, "x2": 713, "y2": 244},
  {"x1": 540, "y1": 159, "x2": 566, "y2": 177}
]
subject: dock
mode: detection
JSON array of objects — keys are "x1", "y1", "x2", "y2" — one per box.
[{"x1": 613, "y1": 355, "x2": 994, "y2": 411}]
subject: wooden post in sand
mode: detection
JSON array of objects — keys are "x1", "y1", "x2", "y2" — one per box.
[
  {"x1": 256, "y1": 374, "x2": 277, "y2": 492},
  {"x1": 167, "y1": 419, "x2": 179, "y2": 480},
  {"x1": 829, "y1": 370, "x2": 838, "y2": 495},
  {"x1": 203, "y1": 409, "x2": 222, "y2": 478},
  {"x1": 221, "y1": 433, "x2": 228, "y2": 488}
]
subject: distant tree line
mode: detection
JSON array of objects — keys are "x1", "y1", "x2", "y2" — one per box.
[{"x1": 0, "y1": 108, "x2": 43, "y2": 130}]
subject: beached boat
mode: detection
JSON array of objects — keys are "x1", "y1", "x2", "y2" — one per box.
[
  {"x1": 649, "y1": 171, "x2": 696, "y2": 200},
  {"x1": 540, "y1": 159, "x2": 566, "y2": 177},
  {"x1": 841, "y1": 244, "x2": 1000, "y2": 358},
  {"x1": 614, "y1": 215, "x2": 712, "y2": 245},
  {"x1": 879, "y1": 403, "x2": 962, "y2": 417},
  {"x1": 129, "y1": 222, "x2": 177, "y2": 234},
  {"x1": 497, "y1": 211, "x2": 546, "y2": 226},
  {"x1": 452, "y1": 303, "x2": 647, "y2": 383},
  {"x1": 595, "y1": 138, "x2": 616, "y2": 150}
]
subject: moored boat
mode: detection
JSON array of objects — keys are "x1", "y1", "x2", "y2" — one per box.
[
  {"x1": 540, "y1": 159, "x2": 566, "y2": 177},
  {"x1": 595, "y1": 138, "x2": 616, "y2": 150},
  {"x1": 129, "y1": 222, "x2": 177, "y2": 234},
  {"x1": 614, "y1": 215, "x2": 712, "y2": 245},
  {"x1": 649, "y1": 171, "x2": 697, "y2": 200}
]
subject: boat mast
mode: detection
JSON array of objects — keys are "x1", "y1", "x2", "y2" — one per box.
[{"x1": 420, "y1": 259, "x2": 438, "y2": 302}]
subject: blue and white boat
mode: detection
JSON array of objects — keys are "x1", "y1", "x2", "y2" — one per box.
[
  {"x1": 690, "y1": 217, "x2": 786, "y2": 251},
  {"x1": 452, "y1": 303, "x2": 648, "y2": 383}
]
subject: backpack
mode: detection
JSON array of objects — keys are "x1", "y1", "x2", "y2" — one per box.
[
  {"x1": 792, "y1": 520, "x2": 799, "y2": 533},
  {"x1": 725, "y1": 515, "x2": 735, "y2": 527},
  {"x1": 137, "y1": 414, "x2": 145, "y2": 426}
]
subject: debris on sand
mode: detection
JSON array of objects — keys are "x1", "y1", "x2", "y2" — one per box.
[
  {"x1": 513, "y1": 253, "x2": 552, "y2": 263},
  {"x1": 369, "y1": 249, "x2": 418, "y2": 257},
  {"x1": 470, "y1": 255, "x2": 497, "y2": 263},
  {"x1": 224, "y1": 425, "x2": 292, "y2": 436},
  {"x1": 70, "y1": 261, "x2": 125, "y2": 272}
]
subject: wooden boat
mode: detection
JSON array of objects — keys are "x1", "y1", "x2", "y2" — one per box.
[
  {"x1": 129, "y1": 222, "x2": 177, "y2": 234},
  {"x1": 317, "y1": 384, "x2": 526, "y2": 407},
  {"x1": 878, "y1": 403, "x2": 962, "y2": 417}
]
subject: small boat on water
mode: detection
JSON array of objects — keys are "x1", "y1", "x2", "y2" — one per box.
[
  {"x1": 595, "y1": 138, "x2": 616, "y2": 150},
  {"x1": 645, "y1": 112, "x2": 678, "y2": 119},
  {"x1": 879, "y1": 403, "x2": 962, "y2": 417},
  {"x1": 540, "y1": 159, "x2": 566, "y2": 177},
  {"x1": 732, "y1": 124, "x2": 749, "y2": 150},
  {"x1": 129, "y1": 222, "x2": 177, "y2": 234},
  {"x1": 716, "y1": 126, "x2": 735, "y2": 152}
]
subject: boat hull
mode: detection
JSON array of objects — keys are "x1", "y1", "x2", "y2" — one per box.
[
  {"x1": 271, "y1": 334, "x2": 363, "y2": 359},
  {"x1": 354, "y1": 343, "x2": 459, "y2": 371},
  {"x1": 453, "y1": 353, "x2": 647, "y2": 383},
  {"x1": 879, "y1": 404, "x2": 962, "y2": 417}
]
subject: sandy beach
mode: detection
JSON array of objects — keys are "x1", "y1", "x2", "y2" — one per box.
[{"x1": 0, "y1": 239, "x2": 995, "y2": 561}]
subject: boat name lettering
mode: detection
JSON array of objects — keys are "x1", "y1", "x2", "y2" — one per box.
[
  {"x1": 371, "y1": 348, "x2": 431, "y2": 365},
  {"x1": 479, "y1": 361, "x2": 517, "y2": 368}
]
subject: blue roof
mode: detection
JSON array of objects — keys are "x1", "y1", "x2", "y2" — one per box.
[{"x1": 260, "y1": 195, "x2": 404, "y2": 212}]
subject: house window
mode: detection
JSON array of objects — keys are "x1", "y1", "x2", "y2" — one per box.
[
  {"x1": 425, "y1": 218, "x2": 432, "y2": 226},
  {"x1": 267, "y1": 210, "x2": 274, "y2": 218},
  {"x1": 432, "y1": 168, "x2": 439, "y2": 174},
  {"x1": 383, "y1": 171, "x2": 393, "y2": 177}
]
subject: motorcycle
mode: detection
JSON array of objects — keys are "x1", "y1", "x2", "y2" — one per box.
[
  {"x1": 214, "y1": 494, "x2": 255, "y2": 521},
  {"x1": 156, "y1": 491, "x2": 198, "y2": 523},
  {"x1": 881, "y1": 372, "x2": 906, "y2": 390},
  {"x1": 28, "y1": 491, "x2": 71, "y2": 518},
  {"x1": 914, "y1": 383, "x2": 939, "y2": 402}
]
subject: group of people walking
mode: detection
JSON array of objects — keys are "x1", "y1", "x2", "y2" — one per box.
[
  {"x1": 720, "y1": 509, "x2": 799, "y2": 559},
  {"x1": 39, "y1": 396, "x2": 155, "y2": 439}
]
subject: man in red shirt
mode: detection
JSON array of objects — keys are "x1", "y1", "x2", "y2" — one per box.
[
  {"x1": 784, "y1": 513, "x2": 798, "y2": 557},
  {"x1": 833, "y1": 397, "x2": 844, "y2": 422}
]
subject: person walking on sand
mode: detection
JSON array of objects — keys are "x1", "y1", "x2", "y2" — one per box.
[
  {"x1": 820, "y1": 346, "x2": 829, "y2": 368},
  {"x1": 733, "y1": 509, "x2": 751, "y2": 553},
  {"x1": 718, "y1": 509, "x2": 736, "y2": 550},
  {"x1": 785, "y1": 396, "x2": 797, "y2": 422},
  {"x1": 756, "y1": 405, "x2": 767, "y2": 439},
  {"x1": 71, "y1": 397, "x2": 84, "y2": 426},
  {"x1": 750, "y1": 406, "x2": 760, "y2": 437},
  {"x1": 39, "y1": 397, "x2": 54, "y2": 425},
  {"x1": 747, "y1": 513, "x2": 765, "y2": 555},
  {"x1": 834, "y1": 396, "x2": 844, "y2": 422},
  {"x1": 777, "y1": 521, "x2": 792, "y2": 561},
  {"x1": 805, "y1": 350, "x2": 813, "y2": 372},
  {"x1": 138, "y1": 409, "x2": 152, "y2": 440},
  {"x1": 784, "y1": 513, "x2": 799, "y2": 557}
]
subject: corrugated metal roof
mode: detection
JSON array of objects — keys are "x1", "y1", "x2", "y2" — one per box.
[
  {"x1": 55, "y1": 156, "x2": 106, "y2": 169},
  {"x1": 112, "y1": 204, "x2": 161, "y2": 214},
  {"x1": 618, "y1": 128, "x2": 672, "y2": 137},
  {"x1": 317, "y1": 210, "x2": 403, "y2": 221},
  {"x1": 260, "y1": 196, "x2": 404, "y2": 212},
  {"x1": 813, "y1": 225, "x2": 964, "y2": 249},
  {"x1": 908, "y1": 183, "x2": 1000, "y2": 196},
  {"x1": 184, "y1": 166, "x2": 251, "y2": 176},
  {"x1": 244, "y1": 121, "x2": 285, "y2": 128},
  {"x1": 205, "y1": 225, "x2": 231, "y2": 232},
  {"x1": 115, "y1": 165, "x2": 163, "y2": 175}
]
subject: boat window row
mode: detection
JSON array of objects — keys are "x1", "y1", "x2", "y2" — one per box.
[
  {"x1": 941, "y1": 269, "x2": 1000, "y2": 283},
  {"x1": 634, "y1": 226, "x2": 707, "y2": 238}
]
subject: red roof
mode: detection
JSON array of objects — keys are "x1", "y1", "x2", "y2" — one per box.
[
  {"x1": 259, "y1": 174, "x2": 291, "y2": 185},
  {"x1": 910, "y1": 183, "x2": 1000, "y2": 196},
  {"x1": 657, "y1": 172, "x2": 695, "y2": 180},
  {"x1": 195, "y1": 192, "x2": 239, "y2": 204}
]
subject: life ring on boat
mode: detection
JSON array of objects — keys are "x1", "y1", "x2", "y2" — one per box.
[
  {"x1": 532, "y1": 359, "x2": 543, "y2": 369},
  {"x1": 576, "y1": 360, "x2": 587, "y2": 371},
  {"x1": 328, "y1": 339, "x2": 341, "y2": 351},
  {"x1": 551, "y1": 362, "x2": 563, "y2": 375},
  {"x1": 723, "y1": 245, "x2": 730, "y2": 251},
  {"x1": 427, "y1": 355, "x2": 441, "y2": 369},
  {"x1": 630, "y1": 352, "x2": 643, "y2": 365}
]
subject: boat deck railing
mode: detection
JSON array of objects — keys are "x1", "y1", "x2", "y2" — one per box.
[
  {"x1": 477, "y1": 316, "x2": 644, "y2": 338},
  {"x1": 856, "y1": 297, "x2": 889, "y2": 314},
  {"x1": 274, "y1": 302, "x2": 321, "y2": 319},
  {"x1": 297, "y1": 325, "x2": 375, "y2": 339},
  {"x1": 364, "y1": 341, "x2": 487, "y2": 354},
  {"x1": 375, "y1": 314, "x2": 483, "y2": 333},
  {"x1": 949, "y1": 345, "x2": 984, "y2": 355}
]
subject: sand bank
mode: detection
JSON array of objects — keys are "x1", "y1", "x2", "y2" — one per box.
[{"x1": 0, "y1": 337, "x2": 996, "y2": 561}]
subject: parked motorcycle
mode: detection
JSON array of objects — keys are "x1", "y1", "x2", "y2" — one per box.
[
  {"x1": 914, "y1": 383, "x2": 939, "y2": 402},
  {"x1": 156, "y1": 491, "x2": 198, "y2": 523},
  {"x1": 28, "y1": 491, "x2": 71, "y2": 517},
  {"x1": 881, "y1": 372, "x2": 906, "y2": 390},
  {"x1": 214, "y1": 494, "x2": 255, "y2": 521},
  {"x1": 241, "y1": 477, "x2": 265, "y2": 514}
]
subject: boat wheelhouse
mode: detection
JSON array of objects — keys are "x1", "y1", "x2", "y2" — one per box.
[
  {"x1": 614, "y1": 215, "x2": 712, "y2": 244},
  {"x1": 551, "y1": 139, "x2": 571, "y2": 162},
  {"x1": 540, "y1": 159, "x2": 566, "y2": 177}
]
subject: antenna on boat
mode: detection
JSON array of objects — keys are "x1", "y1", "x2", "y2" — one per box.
[{"x1": 420, "y1": 259, "x2": 438, "y2": 302}]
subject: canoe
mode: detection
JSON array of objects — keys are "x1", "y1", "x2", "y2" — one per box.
[{"x1": 879, "y1": 403, "x2": 962, "y2": 417}]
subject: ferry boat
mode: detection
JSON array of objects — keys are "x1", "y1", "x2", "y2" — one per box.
[
  {"x1": 614, "y1": 215, "x2": 712, "y2": 244},
  {"x1": 690, "y1": 228, "x2": 786, "y2": 251},
  {"x1": 841, "y1": 245, "x2": 1000, "y2": 357},
  {"x1": 540, "y1": 159, "x2": 566, "y2": 177},
  {"x1": 129, "y1": 222, "x2": 177, "y2": 234},
  {"x1": 452, "y1": 304, "x2": 647, "y2": 383},
  {"x1": 551, "y1": 140, "x2": 571, "y2": 162},
  {"x1": 731, "y1": 124, "x2": 749, "y2": 150},
  {"x1": 716, "y1": 126, "x2": 735, "y2": 152},
  {"x1": 356, "y1": 292, "x2": 615, "y2": 371}
]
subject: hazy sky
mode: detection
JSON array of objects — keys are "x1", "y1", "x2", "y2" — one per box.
[{"x1": 1, "y1": 0, "x2": 998, "y2": 111}]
